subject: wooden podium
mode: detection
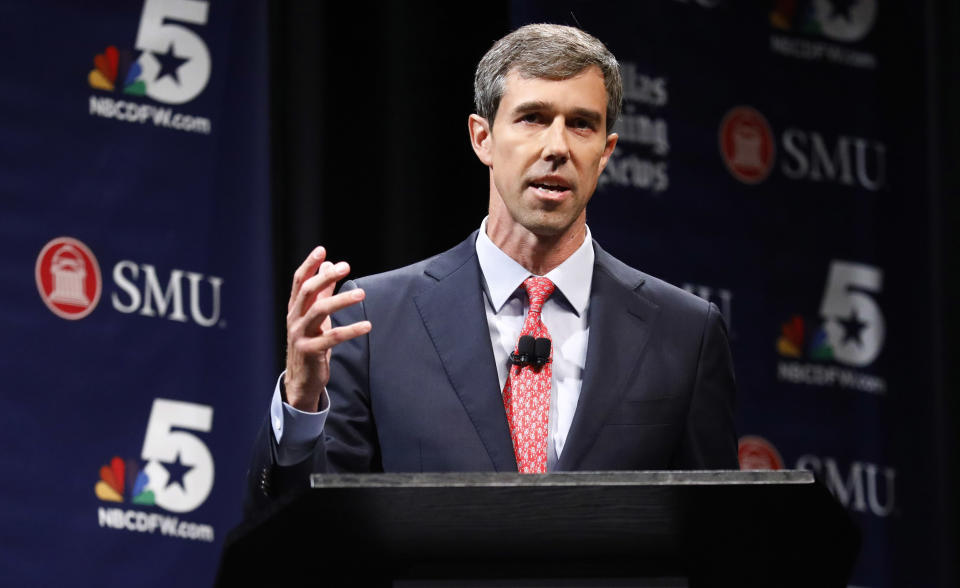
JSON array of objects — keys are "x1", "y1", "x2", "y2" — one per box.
[{"x1": 217, "y1": 470, "x2": 859, "y2": 587}]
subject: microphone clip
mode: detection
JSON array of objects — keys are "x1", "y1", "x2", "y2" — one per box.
[{"x1": 510, "y1": 335, "x2": 551, "y2": 369}]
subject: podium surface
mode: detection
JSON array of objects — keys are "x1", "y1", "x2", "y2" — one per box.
[{"x1": 218, "y1": 471, "x2": 858, "y2": 587}]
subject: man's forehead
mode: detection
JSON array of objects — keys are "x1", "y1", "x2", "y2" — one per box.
[
  {"x1": 499, "y1": 66, "x2": 608, "y2": 111},
  {"x1": 505, "y1": 64, "x2": 605, "y2": 86}
]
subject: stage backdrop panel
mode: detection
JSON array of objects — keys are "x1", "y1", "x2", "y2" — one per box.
[
  {"x1": 0, "y1": 1, "x2": 271, "y2": 586},
  {"x1": 514, "y1": 2, "x2": 936, "y2": 587}
]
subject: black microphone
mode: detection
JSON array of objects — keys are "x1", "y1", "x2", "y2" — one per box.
[
  {"x1": 510, "y1": 335, "x2": 536, "y2": 366},
  {"x1": 532, "y1": 337, "x2": 551, "y2": 367}
]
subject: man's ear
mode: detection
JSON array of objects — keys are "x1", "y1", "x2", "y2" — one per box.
[
  {"x1": 597, "y1": 132, "x2": 619, "y2": 174},
  {"x1": 468, "y1": 114, "x2": 493, "y2": 166}
]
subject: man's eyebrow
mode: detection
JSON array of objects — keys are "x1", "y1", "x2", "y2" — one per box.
[
  {"x1": 569, "y1": 107, "x2": 603, "y2": 125},
  {"x1": 510, "y1": 101, "x2": 603, "y2": 125},
  {"x1": 511, "y1": 101, "x2": 552, "y2": 115}
]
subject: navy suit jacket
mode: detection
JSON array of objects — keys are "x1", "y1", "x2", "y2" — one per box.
[{"x1": 246, "y1": 232, "x2": 737, "y2": 512}]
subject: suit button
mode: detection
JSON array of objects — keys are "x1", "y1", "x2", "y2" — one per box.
[{"x1": 259, "y1": 466, "x2": 272, "y2": 497}]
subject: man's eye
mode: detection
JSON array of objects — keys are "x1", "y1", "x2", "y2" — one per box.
[
  {"x1": 521, "y1": 113, "x2": 541, "y2": 124},
  {"x1": 571, "y1": 119, "x2": 593, "y2": 130}
]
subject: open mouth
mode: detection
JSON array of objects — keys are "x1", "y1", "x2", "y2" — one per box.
[{"x1": 529, "y1": 181, "x2": 570, "y2": 193}]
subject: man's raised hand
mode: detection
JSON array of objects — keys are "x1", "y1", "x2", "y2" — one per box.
[{"x1": 284, "y1": 246, "x2": 372, "y2": 412}]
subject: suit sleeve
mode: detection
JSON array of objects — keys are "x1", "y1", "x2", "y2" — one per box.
[
  {"x1": 243, "y1": 280, "x2": 382, "y2": 517},
  {"x1": 673, "y1": 301, "x2": 739, "y2": 469}
]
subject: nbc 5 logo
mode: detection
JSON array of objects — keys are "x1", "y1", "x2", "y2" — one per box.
[
  {"x1": 135, "y1": 0, "x2": 211, "y2": 104},
  {"x1": 820, "y1": 260, "x2": 885, "y2": 367},
  {"x1": 142, "y1": 399, "x2": 214, "y2": 513}
]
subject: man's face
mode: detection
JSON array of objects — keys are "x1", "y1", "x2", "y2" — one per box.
[{"x1": 471, "y1": 66, "x2": 617, "y2": 239}]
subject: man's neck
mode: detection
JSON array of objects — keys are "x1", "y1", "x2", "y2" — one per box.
[{"x1": 485, "y1": 214, "x2": 587, "y2": 276}]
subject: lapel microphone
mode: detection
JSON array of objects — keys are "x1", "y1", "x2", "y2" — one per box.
[{"x1": 510, "y1": 335, "x2": 551, "y2": 368}]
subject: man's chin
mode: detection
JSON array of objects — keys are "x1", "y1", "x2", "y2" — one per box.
[{"x1": 519, "y1": 213, "x2": 579, "y2": 239}]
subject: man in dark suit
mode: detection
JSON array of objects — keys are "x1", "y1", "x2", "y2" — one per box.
[{"x1": 247, "y1": 24, "x2": 737, "y2": 511}]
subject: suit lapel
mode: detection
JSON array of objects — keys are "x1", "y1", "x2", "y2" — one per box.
[
  {"x1": 413, "y1": 233, "x2": 518, "y2": 472},
  {"x1": 556, "y1": 245, "x2": 660, "y2": 471}
]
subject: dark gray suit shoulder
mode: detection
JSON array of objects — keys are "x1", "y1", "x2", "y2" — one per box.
[
  {"x1": 350, "y1": 232, "x2": 713, "y2": 328},
  {"x1": 593, "y1": 241, "x2": 712, "y2": 320},
  {"x1": 352, "y1": 231, "x2": 478, "y2": 293},
  {"x1": 343, "y1": 232, "x2": 479, "y2": 323}
]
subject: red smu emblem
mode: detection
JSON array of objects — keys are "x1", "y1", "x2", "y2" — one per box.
[
  {"x1": 35, "y1": 237, "x2": 102, "y2": 320},
  {"x1": 738, "y1": 435, "x2": 784, "y2": 470},
  {"x1": 719, "y1": 106, "x2": 775, "y2": 184}
]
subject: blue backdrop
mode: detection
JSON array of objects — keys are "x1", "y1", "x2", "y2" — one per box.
[
  {"x1": 0, "y1": 1, "x2": 272, "y2": 585},
  {"x1": 514, "y1": 2, "x2": 936, "y2": 586},
  {"x1": 0, "y1": 1, "x2": 944, "y2": 586}
]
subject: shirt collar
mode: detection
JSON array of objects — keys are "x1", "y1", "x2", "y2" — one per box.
[{"x1": 475, "y1": 216, "x2": 594, "y2": 316}]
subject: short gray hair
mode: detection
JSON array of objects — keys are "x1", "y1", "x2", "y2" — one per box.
[{"x1": 474, "y1": 23, "x2": 623, "y2": 134}]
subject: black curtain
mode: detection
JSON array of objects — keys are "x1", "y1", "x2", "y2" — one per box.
[
  {"x1": 269, "y1": 1, "x2": 510, "y2": 367},
  {"x1": 927, "y1": 0, "x2": 960, "y2": 581}
]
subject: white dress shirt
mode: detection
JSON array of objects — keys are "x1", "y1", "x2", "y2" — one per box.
[
  {"x1": 474, "y1": 218, "x2": 593, "y2": 469},
  {"x1": 271, "y1": 218, "x2": 594, "y2": 469}
]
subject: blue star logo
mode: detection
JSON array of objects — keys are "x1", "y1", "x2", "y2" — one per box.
[
  {"x1": 160, "y1": 452, "x2": 193, "y2": 491},
  {"x1": 152, "y1": 43, "x2": 190, "y2": 85}
]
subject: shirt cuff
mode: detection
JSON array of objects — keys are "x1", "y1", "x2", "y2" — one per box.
[{"x1": 270, "y1": 372, "x2": 330, "y2": 466}]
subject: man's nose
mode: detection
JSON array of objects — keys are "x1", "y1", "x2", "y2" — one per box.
[{"x1": 543, "y1": 118, "x2": 570, "y2": 166}]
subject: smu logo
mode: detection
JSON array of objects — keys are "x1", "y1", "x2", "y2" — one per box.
[
  {"x1": 737, "y1": 436, "x2": 895, "y2": 518},
  {"x1": 35, "y1": 237, "x2": 103, "y2": 320},
  {"x1": 719, "y1": 105, "x2": 886, "y2": 190},
  {"x1": 111, "y1": 261, "x2": 224, "y2": 327},
  {"x1": 737, "y1": 435, "x2": 785, "y2": 470},
  {"x1": 35, "y1": 237, "x2": 224, "y2": 328},
  {"x1": 718, "y1": 106, "x2": 775, "y2": 184}
]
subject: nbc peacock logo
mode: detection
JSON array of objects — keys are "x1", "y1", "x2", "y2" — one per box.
[
  {"x1": 87, "y1": 46, "x2": 146, "y2": 96},
  {"x1": 770, "y1": 0, "x2": 877, "y2": 43},
  {"x1": 95, "y1": 456, "x2": 156, "y2": 506},
  {"x1": 86, "y1": 0, "x2": 212, "y2": 105},
  {"x1": 776, "y1": 315, "x2": 833, "y2": 360},
  {"x1": 95, "y1": 400, "x2": 216, "y2": 542}
]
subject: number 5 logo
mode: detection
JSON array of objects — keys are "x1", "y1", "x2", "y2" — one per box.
[
  {"x1": 141, "y1": 398, "x2": 214, "y2": 513},
  {"x1": 135, "y1": 0, "x2": 211, "y2": 105},
  {"x1": 819, "y1": 260, "x2": 885, "y2": 367}
]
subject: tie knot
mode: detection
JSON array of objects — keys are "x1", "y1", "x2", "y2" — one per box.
[{"x1": 523, "y1": 277, "x2": 555, "y2": 312}]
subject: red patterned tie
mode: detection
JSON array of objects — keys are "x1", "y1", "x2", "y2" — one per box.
[{"x1": 502, "y1": 277, "x2": 555, "y2": 474}]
